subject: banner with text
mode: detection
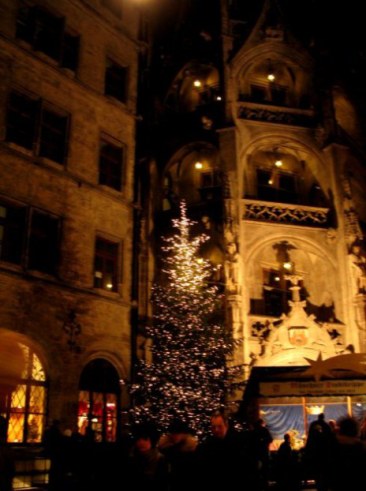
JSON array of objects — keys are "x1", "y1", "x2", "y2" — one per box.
[{"x1": 260, "y1": 380, "x2": 366, "y2": 396}]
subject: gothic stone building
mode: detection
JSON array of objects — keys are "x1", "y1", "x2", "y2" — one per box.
[{"x1": 137, "y1": 0, "x2": 366, "y2": 434}]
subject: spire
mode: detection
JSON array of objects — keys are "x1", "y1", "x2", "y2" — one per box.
[
  {"x1": 246, "y1": 0, "x2": 286, "y2": 46},
  {"x1": 261, "y1": 0, "x2": 285, "y2": 38}
]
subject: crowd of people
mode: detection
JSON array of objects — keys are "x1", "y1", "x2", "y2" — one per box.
[
  {"x1": 274, "y1": 412, "x2": 366, "y2": 491},
  {"x1": 2, "y1": 411, "x2": 366, "y2": 490}
]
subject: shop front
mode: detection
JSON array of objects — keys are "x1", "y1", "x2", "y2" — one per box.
[{"x1": 241, "y1": 364, "x2": 366, "y2": 449}]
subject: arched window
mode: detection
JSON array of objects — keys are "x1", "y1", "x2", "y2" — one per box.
[
  {"x1": 1, "y1": 343, "x2": 47, "y2": 443},
  {"x1": 78, "y1": 359, "x2": 120, "y2": 443}
]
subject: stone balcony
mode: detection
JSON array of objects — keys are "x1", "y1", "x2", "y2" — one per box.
[
  {"x1": 236, "y1": 100, "x2": 316, "y2": 127},
  {"x1": 242, "y1": 199, "x2": 330, "y2": 228}
]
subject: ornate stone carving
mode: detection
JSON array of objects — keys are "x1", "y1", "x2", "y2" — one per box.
[
  {"x1": 238, "y1": 105, "x2": 314, "y2": 127},
  {"x1": 243, "y1": 199, "x2": 329, "y2": 226}
]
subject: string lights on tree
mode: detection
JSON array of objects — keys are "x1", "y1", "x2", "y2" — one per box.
[{"x1": 130, "y1": 201, "x2": 241, "y2": 436}]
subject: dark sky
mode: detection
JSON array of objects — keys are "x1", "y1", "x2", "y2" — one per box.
[
  {"x1": 148, "y1": 0, "x2": 366, "y2": 117},
  {"x1": 281, "y1": 0, "x2": 366, "y2": 110}
]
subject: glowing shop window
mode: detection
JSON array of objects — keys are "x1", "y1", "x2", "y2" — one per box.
[{"x1": 6, "y1": 344, "x2": 47, "y2": 443}]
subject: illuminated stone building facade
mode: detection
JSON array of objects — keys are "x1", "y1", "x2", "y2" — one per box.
[
  {"x1": 137, "y1": 0, "x2": 366, "y2": 421},
  {"x1": 0, "y1": 0, "x2": 141, "y2": 445}
]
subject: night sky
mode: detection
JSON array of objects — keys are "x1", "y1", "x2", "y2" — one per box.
[{"x1": 149, "y1": 0, "x2": 366, "y2": 119}]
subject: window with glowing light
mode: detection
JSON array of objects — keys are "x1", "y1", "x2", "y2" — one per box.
[
  {"x1": 78, "y1": 359, "x2": 120, "y2": 443},
  {"x1": 1, "y1": 344, "x2": 47, "y2": 444},
  {"x1": 257, "y1": 169, "x2": 297, "y2": 204},
  {"x1": 93, "y1": 237, "x2": 120, "y2": 292},
  {"x1": 262, "y1": 268, "x2": 293, "y2": 317}
]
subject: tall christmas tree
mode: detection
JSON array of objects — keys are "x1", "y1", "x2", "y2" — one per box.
[{"x1": 130, "y1": 201, "x2": 240, "y2": 436}]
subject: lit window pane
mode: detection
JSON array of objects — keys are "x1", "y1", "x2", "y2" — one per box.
[
  {"x1": 27, "y1": 414, "x2": 43, "y2": 443},
  {"x1": 32, "y1": 353, "x2": 46, "y2": 381}
]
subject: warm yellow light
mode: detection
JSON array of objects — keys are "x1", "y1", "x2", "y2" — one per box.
[
  {"x1": 268, "y1": 179, "x2": 273, "y2": 185},
  {"x1": 193, "y1": 79, "x2": 202, "y2": 87},
  {"x1": 283, "y1": 262, "x2": 292, "y2": 270},
  {"x1": 195, "y1": 161, "x2": 203, "y2": 169},
  {"x1": 216, "y1": 95, "x2": 222, "y2": 101},
  {"x1": 267, "y1": 73, "x2": 275, "y2": 82},
  {"x1": 275, "y1": 159, "x2": 283, "y2": 167}
]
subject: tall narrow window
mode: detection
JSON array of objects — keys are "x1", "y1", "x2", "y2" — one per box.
[
  {"x1": 39, "y1": 106, "x2": 68, "y2": 163},
  {"x1": 2, "y1": 342, "x2": 47, "y2": 444},
  {"x1": 99, "y1": 140, "x2": 123, "y2": 191},
  {"x1": 28, "y1": 211, "x2": 60, "y2": 275},
  {"x1": 0, "y1": 202, "x2": 26, "y2": 265},
  {"x1": 6, "y1": 91, "x2": 38, "y2": 150},
  {"x1": 263, "y1": 268, "x2": 291, "y2": 317},
  {"x1": 105, "y1": 59, "x2": 128, "y2": 103},
  {"x1": 78, "y1": 359, "x2": 120, "y2": 443},
  {"x1": 94, "y1": 237, "x2": 119, "y2": 292},
  {"x1": 62, "y1": 32, "x2": 79, "y2": 71}
]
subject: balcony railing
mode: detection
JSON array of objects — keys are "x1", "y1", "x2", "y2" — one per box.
[
  {"x1": 237, "y1": 100, "x2": 315, "y2": 127},
  {"x1": 242, "y1": 199, "x2": 329, "y2": 227}
]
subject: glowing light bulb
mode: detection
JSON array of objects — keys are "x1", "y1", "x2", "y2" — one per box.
[
  {"x1": 195, "y1": 161, "x2": 203, "y2": 169},
  {"x1": 193, "y1": 79, "x2": 202, "y2": 87},
  {"x1": 275, "y1": 159, "x2": 283, "y2": 167},
  {"x1": 267, "y1": 73, "x2": 275, "y2": 82}
]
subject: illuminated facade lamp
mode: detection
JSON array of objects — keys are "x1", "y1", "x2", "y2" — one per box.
[
  {"x1": 275, "y1": 159, "x2": 283, "y2": 167},
  {"x1": 283, "y1": 261, "x2": 292, "y2": 271},
  {"x1": 195, "y1": 161, "x2": 203, "y2": 169},
  {"x1": 193, "y1": 79, "x2": 202, "y2": 88},
  {"x1": 267, "y1": 73, "x2": 275, "y2": 82}
]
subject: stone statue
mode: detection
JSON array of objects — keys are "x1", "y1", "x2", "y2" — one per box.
[
  {"x1": 348, "y1": 242, "x2": 366, "y2": 295},
  {"x1": 225, "y1": 241, "x2": 241, "y2": 294}
]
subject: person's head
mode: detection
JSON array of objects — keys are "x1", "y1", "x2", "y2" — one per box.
[
  {"x1": 284, "y1": 433, "x2": 291, "y2": 443},
  {"x1": 132, "y1": 423, "x2": 159, "y2": 450},
  {"x1": 328, "y1": 419, "x2": 337, "y2": 432},
  {"x1": 135, "y1": 435, "x2": 153, "y2": 453},
  {"x1": 210, "y1": 411, "x2": 229, "y2": 439},
  {"x1": 338, "y1": 416, "x2": 359, "y2": 438},
  {"x1": 168, "y1": 419, "x2": 191, "y2": 443}
]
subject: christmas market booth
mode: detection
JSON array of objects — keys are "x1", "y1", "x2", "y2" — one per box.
[{"x1": 241, "y1": 354, "x2": 366, "y2": 449}]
